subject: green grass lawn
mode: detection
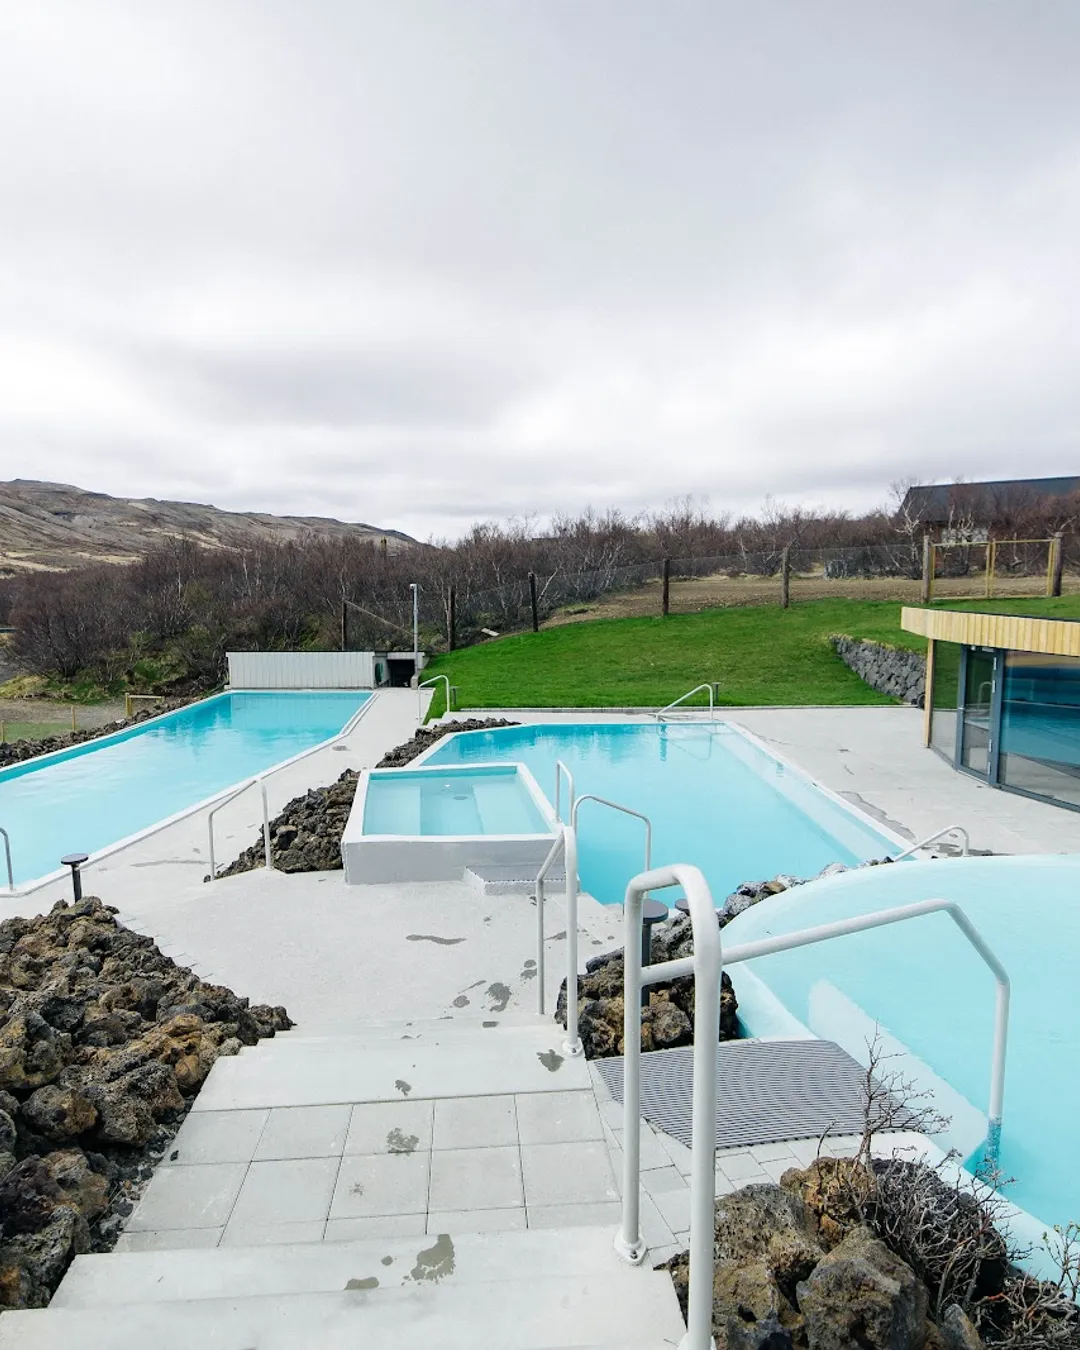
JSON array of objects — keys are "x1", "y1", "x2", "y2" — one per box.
[{"x1": 423, "y1": 594, "x2": 1080, "y2": 714}]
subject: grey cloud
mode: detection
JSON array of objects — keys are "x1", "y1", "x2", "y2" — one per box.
[{"x1": 1, "y1": 1, "x2": 1079, "y2": 539}]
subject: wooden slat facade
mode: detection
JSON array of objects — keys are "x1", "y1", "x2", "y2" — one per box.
[{"x1": 901, "y1": 607, "x2": 1080, "y2": 657}]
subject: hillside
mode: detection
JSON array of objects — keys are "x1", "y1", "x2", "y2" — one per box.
[{"x1": 0, "y1": 479, "x2": 415, "y2": 574}]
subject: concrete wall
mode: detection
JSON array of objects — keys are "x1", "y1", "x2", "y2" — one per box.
[
  {"x1": 831, "y1": 637, "x2": 926, "y2": 706},
  {"x1": 227, "y1": 651, "x2": 377, "y2": 689}
]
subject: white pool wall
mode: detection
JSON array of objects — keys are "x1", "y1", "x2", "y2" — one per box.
[{"x1": 341, "y1": 761, "x2": 558, "y2": 884}]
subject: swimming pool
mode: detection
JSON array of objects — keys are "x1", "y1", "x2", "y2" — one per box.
[
  {"x1": 723, "y1": 855, "x2": 1080, "y2": 1235},
  {"x1": 423, "y1": 722, "x2": 899, "y2": 904},
  {"x1": 0, "y1": 691, "x2": 370, "y2": 886},
  {"x1": 362, "y1": 764, "x2": 551, "y2": 837}
]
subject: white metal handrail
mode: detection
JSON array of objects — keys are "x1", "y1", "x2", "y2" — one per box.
[
  {"x1": 891, "y1": 825, "x2": 971, "y2": 861},
  {"x1": 0, "y1": 826, "x2": 12, "y2": 892},
  {"x1": 618, "y1": 875, "x2": 1011, "y2": 1350},
  {"x1": 571, "y1": 794, "x2": 651, "y2": 875},
  {"x1": 417, "y1": 674, "x2": 452, "y2": 723},
  {"x1": 553, "y1": 760, "x2": 575, "y2": 824},
  {"x1": 655, "y1": 682, "x2": 716, "y2": 722},
  {"x1": 534, "y1": 824, "x2": 583, "y2": 1056},
  {"x1": 337, "y1": 703, "x2": 370, "y2": 740},
  {"x1": 207, "y1": 777, "x2": 272, "y2": 880}
]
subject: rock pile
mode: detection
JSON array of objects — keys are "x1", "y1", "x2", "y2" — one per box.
[
  {"x1": 831, "y1": 636, "x2": 926, "y2": 707},
  {"x1": 556, "y1": 863, "x2": 892, "y2": 1059},
  {"x1": 374, "y1": 717, "x2": 520, "y2": 768},
  {"x1": 555, "y1": 946, "x2": 738, "y2": 1058},
  {"x1": 220, "y1": 719, "x2": 521, "y2": 876},
  {"x1": 0, "y1": 897, "x2": 291, "y2": 1309},
  {"x1": 0, "y1": 699, "x2": 191, "y2": 770},
  {"x1": 663, "y1": 1157, "x2": 1074, "y2": 1348}
]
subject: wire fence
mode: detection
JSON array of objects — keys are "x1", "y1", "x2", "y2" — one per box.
[{"x1": 345, "y1": 536, "x2": 1080, "y2": 652}]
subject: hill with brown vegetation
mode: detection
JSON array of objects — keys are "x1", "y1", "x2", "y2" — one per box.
[{"x1": 0, "y1": 480, "x2": 414, "y2": 575}]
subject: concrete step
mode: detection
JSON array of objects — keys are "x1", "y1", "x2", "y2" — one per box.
[
  {"x1": 2, "y1": 1274, "x2": 686, "y2": 1349},
  {"x1": 272, "y1": 1014, "x2": 549, "y2": 1045},
  {"x1": 464, "y1": 864, "x2": 566, "y2": 896},
  {"x1": 53, "y1": 1228, "x2": 646, "y2": 1307},
  {"x1": 193, "y1": 1024, "x2": 588, "y2": 1111}
]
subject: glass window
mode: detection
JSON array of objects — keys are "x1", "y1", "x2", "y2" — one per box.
[
  {"x1": 999, "y1": 651, "x2": 1080, "y2": 808},
  {"x1": 929, "y1": 640, "x2": 961, "y2": 761}
]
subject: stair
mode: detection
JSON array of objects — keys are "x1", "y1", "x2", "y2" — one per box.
[{"x1": 1, "y1": 1018, "x2": 686, "y2": 1348}]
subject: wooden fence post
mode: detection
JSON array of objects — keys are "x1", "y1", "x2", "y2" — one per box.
[
  {"x1": 447, "y1": 586, "x2": 457, "y2": 651},
  {"x1": 1051, "y1": 533, "x2": 1065, "y2": 597},
  {"x1": 528, "y1": 572, "x2": 539, "y2": 633},
  {"x1": 921, "y1": 534, "x2": 933, "y2": 604},
  {"x1": 340, "y1": 599, "x2": 348, "y2": 652},
  {"x1": 661, "y1": 558, "x2": 671, "y2": 616},
  {"x1": 780, "y1": 546, "x2": 791, "y2": 609}
]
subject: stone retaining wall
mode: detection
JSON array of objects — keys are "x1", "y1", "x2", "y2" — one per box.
[{"x1": 831, "y1": 636, "x2": 926, "y2": 706}]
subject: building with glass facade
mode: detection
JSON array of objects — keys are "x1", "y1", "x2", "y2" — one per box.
[{"x1": 902, "y1": 607, "x2": 1080, "y2": 810}]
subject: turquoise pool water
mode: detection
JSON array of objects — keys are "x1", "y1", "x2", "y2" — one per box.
[
  {"x1": 0, "y1": 692, "x2": 369, "y2": 885},
  {"x1": 424, "y1": 723, "x2": 897, "y2": 903},
  {"x1": 363, "y1": 766, "x2": 550, "y2": 836},
  {"x1": 723, "y1": 855, "x2": 1080, "y2": 1232}
]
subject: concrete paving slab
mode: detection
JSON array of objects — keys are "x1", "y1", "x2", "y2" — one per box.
[
  {"x1": 228, "y1": 1157, "x2": 340, "y2": 1228},
  {"x1": 126, "y1": 1163, "x2": 247, "y2": 1232},
  {"x1": 166, "y1": 1110, "x2": 268, "y2": 1166},
  {"x1": 514, "y1": 1090, "x2": 603, "y2": 1145},
  {"x1": 329, "y1": 1152, "x2": 430, "y2": 1218},
  {"x1": 520, "y1": 1140, "x2": 619, "y2": 1208},
  {"x1": 344, "y1": 1099, "x2": 434, "y2": 1156},
  {"x1": 428, "y1": 1145, "x2": 523, "y2": 1211},
  {"x1": 431, "y1": 1094, "x2": 517, "y2": 1150},
  {"x1": 253, "y1": 1105, "x2": 351, "y2": 1161}
]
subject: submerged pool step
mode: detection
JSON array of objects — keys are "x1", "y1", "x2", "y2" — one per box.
[
  {"x1": 463, "y1": 863, "x2": 567, "y2": 895},
  {"x1": 53, "y1": 1228, "x2": 643, "y2": 1307}
]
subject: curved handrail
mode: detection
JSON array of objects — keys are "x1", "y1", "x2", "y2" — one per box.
[
  {"x1": 534, "y1": 824, "x2": 582, "y2": 1056},
  {"x1": 571, "y1": 794, "x2": 651, "y2": 874},
  {"x1": 417, "y1": 674, "x2": 452, "y2": 723},
  {"x1": 617, "y1": 873, "x2": 1010, "y2": 1350},
  {"x1": 891, "y1": 825, "x2": 970, "y2": 862},
  {"x1": 207, "y1": 777, "x2": 272, "y2": 880},
  {"x1": 0, "y1": 826, "x2": 12, "y2": 892},
  {"x1": 654, "y1": 682, "x2": 716, "y2": 722},
  {"x1": 553, "y1": 760, "x2": 575, "y2": 824}
]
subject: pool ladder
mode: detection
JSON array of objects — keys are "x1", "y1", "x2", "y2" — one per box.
[
  {"x1": 654, "y1": 682, "x2": 720, "y2": 722},
  {"x1": 207, "y1": 777, "x2": 273, "y2": 880},
  {"x1": 0, "y1": 826, "x2": 12, "y2": 891}
]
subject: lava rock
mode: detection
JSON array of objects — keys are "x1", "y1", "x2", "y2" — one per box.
[{"x1": 796, "y1": 1225, "x2": 929, "y2": 1350}]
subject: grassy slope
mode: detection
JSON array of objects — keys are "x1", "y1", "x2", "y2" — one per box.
[{"x1": 424, "y1": 595, "x2": 1080, "y2": 713}]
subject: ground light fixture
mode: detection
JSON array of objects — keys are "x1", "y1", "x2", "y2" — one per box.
[{"x1": 61, "y1": 851, "x2": 89, "y2": 902}]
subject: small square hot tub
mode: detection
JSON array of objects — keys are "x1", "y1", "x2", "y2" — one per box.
[{"x1": 341, "y1": 762, "x2": 558, "y2": 884}]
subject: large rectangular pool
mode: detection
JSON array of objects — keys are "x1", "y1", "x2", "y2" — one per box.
[
  {"x1": 0, "y1": 691, "x2": 370, "y2": 886},
  {"x1": 423, "y1": 722, "x2": 898, "y2": 904}
]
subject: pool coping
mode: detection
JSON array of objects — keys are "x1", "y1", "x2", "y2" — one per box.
[{"x1": 7, "y1": 690, "x2": 379, "y2": 895}]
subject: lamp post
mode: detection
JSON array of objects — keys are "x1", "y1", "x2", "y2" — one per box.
[{"x1": 409, "y1": 583, "x2": 419, "y2": 683}]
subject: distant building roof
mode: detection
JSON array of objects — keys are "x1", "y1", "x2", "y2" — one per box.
[{"x1": 901, "y1": 476, "x2": 1080, "y2": 524}]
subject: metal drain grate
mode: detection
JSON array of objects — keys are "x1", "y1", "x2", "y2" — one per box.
[{"x1": 594, "y1": 1039, "x2": 910, "y2": 1150}]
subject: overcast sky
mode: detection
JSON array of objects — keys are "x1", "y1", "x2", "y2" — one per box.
[{"x1": 1, "y1": 2, "x2": 1078, "y2": 540}]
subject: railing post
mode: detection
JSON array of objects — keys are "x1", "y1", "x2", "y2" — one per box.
[
  {"x1": 260, "y1": 778, "x2": 273, "y2": 871},
  {"x1": 616, "y1": 877, "x2": 647, "y2": 1265},
  {"x1": 0, "y1": 827, "x2": 14, "y2": 892},
  {"x1": 563, "y1": 826, "x2": 582, "y2": 1057}
]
